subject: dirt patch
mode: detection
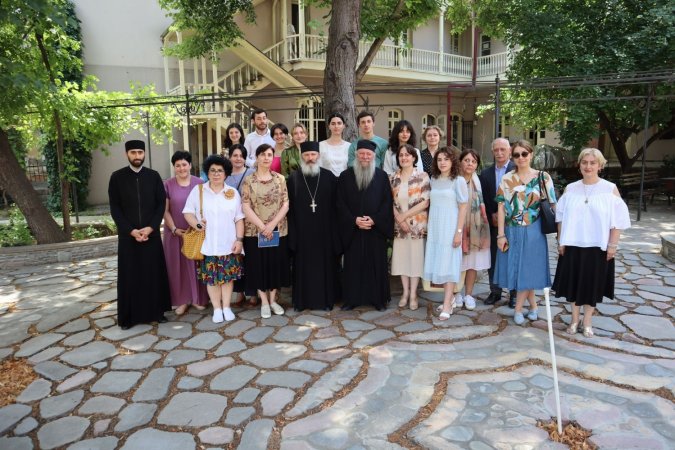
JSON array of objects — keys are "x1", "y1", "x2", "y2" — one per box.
[
  {"x1": 537, "y1": 419, "x2": 597, "y2": 450},
  {"x1": 0, "y1": 358, "x2": 36, "y2": 407}
]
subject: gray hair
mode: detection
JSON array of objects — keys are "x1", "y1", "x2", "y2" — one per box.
[{"x1": 491, "y1": 137, "x2": 510, "y2": 149}]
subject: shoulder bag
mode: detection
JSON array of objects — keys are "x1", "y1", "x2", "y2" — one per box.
[
  {"x1": 537, "y1": 171, "x2": 557, "y2": 234},
  {"x1": 181, "y1": 184, "x2": 206, "y2": 260}
]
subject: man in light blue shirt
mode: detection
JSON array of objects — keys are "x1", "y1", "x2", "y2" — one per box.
[{"x1": 347, "y1": 111, "x2": 388, "y2": 168}]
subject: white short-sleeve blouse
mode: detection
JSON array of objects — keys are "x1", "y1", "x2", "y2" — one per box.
[
  {"x1": 556, "y1": 179, "x2": 630, "y2": 251},
  {"x1": 182, "y1": 183, "x2": 245, "y2": 256}
]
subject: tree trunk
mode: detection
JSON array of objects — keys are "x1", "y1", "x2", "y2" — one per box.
[
  {"x1": 354, "y1": 0, "x2": 406, "y2": 83},
  {"x1": 36, "y1": 31, "x2": 71, "y2": 237},
  {"x1": 323, "y1": 0, "x2": 361, "y2": 142},
  {"x1": 0, "y1": 129, "x2": 68, "y2": 244}
]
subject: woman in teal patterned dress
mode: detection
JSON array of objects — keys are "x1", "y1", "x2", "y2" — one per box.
[{"x1": 494, "y1": 140, "x2": 556, "y2": 325}]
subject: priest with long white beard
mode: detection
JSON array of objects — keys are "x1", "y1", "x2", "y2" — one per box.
[
  {"x1": 287, "y1": 141, "x2": 339, "y2": 311},
  {"x1": 336, "y1": 139, "x2": 394, "y2": 310}
]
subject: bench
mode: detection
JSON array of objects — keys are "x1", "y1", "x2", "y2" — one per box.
[{"x1": 614, "y1": 170, "x2": 660, "y2": 211}]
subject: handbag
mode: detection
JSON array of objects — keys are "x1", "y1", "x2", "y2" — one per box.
[
  {"x1": 537, "y1": 171, "x2": 557, "y2": 235},
  {"x1": 181, "y1": 184, "x2": 206, "y2": 260}
]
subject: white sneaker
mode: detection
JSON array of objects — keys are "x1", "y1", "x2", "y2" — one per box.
[
  {"x1": 464, "y1": 295, "x2": 476, "y2": 311},
  {"x1": 454, "y1": 294, "x2": 464, "y2": 309},
  {"x1": 212, "y1": 308, "x2": 224, "y2": 323},
  {"x1": 270, "y1": 302, "x2": 285, "y2": 315},
  {"x1": 222, "y1": 307, "x2": 235, "y2": 321}
]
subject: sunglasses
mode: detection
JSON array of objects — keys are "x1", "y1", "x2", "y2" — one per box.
[{"x1": 512, "y1": 151, "x2": 530, "y2": 159}]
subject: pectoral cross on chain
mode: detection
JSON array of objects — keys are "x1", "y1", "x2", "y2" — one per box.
[{"x1": 310, "y1": 200, "x2": 317, "y2": 213}]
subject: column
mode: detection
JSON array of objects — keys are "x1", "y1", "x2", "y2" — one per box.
[
  {"x1": 298, "y1": 1, "x2": 306, "y2": 58},
  {"x1": 282, "y1": 0, "x2": 288, "y2": 59},
  {"x1": 438, "y1": 9, "x2": 445, "y2": 72}
]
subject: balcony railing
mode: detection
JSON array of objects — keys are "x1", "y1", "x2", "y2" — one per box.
[{"x1": 286, "y1": 34, "x2": 508, "y2": 78}]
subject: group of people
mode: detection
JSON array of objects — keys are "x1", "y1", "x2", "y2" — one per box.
[{"x1": 109, "y1": 109, "x2": 630, "y2": 337}]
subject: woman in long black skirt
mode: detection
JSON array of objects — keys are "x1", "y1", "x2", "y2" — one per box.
[
  {"x1": 241, "y1": 144, "x2": 291, "y2": 319},
  {"x1": 553, "y1": 148, "x2": 631, "y2": 337}
]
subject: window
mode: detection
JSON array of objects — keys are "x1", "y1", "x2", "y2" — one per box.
[
  {"x1": 296, "y1": 99, "x2": 326, "y2": 141},
  {"x1": 388, "y1": 109, "x2": 403, "y2": 135},
  {"x1": 449, "y1": 33, "x2": 460, "y2": 54},
  {"x1": 437, "y1": 114, "x2": 447, "y2": 137},
  {"x1": 449, "y1": 114, "x2": 462, "y2": 149},
  {"x1": 497, "y1": 115, "x2": 511, "y2": 140},
  {"x1": 481, "y1": 35, "x2": 491, "y2": 56},
  {"x1": 423, "y1": 114, "x2": 436, "y2": 128}
]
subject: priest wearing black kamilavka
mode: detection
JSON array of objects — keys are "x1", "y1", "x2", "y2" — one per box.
[
  {"x1": 336, "y1": 139, "x2": 394, "y2": 311},
  {"x1": 287, "y1": 141, "x2": 340, "y2": 311},
  {"x1": 108, "y1": 140, "x2": 170, "y2": 329}
]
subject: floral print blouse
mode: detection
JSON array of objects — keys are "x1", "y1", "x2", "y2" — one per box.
[
  {"x1": 389, "y1": 169, "x2": 431, "y2": 239},
  {"x1": 241, "y1": 171, "x2": 289, "y2": 237},
  {"x1": 496, "y1": 170, "x2": 556, "y2": 226}
]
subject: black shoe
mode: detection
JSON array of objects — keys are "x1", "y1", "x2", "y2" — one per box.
[
  {"x1": 324, "y1": 305, "x2": 333, "y2": 311},
  {"x1": 158, "y1": 315, "x2": 168, "y2": 323},
  {"x1": 120, "y1": 324, "x2": 130, "y2": 330},
  {"x1": 508, "y1": 294, "x2": 516, "y2": 309},
  {"x1": 484, "y1": 292, "x2": 500, "y2": 305},
  {"x1": 375, "y1": 305, "x2": 386, "y2": 312},
  {"x1": 341, "y1": 304, "x2": 354, "y2": 311}
]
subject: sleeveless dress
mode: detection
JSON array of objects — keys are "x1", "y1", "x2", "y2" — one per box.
[{"x1": 423, "y1": 176, "x2": 468, "y2": 284}]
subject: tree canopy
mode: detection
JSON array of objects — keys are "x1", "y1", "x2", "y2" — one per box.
[{"x1": 456, "y1": 0, "x2": 675, "y2": 170}]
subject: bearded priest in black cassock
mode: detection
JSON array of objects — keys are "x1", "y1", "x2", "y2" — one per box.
[
  {"x1": 287, "y1": 141, "x2": 340, "y2": 311},
  {"x1": 336, "y1": 139, "x2": 394, "y2": 310},
  {"x1": 108, "y1": 140, "x2": 170, "y2": 329}
]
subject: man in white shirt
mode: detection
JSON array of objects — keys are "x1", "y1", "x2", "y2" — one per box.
[
  {"x1": 244, "y1": 108, "x2": 275, "y2": 168},
  {"x1": 479, "y1": 137, "x2": 516, "y2": 307}
]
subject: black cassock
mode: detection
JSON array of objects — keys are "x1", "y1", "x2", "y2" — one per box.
[
  {"x1": 108, "y1": 166, "x2": 170, "y2": 327},
  {"x1": 336, "y1": 167, "x2": 394, "y2": 309},
  {"x1": 288, "y1": 168, "x2": 339, "y2": 310}
]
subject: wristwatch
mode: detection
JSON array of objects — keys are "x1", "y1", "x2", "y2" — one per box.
[{"x1": 196, "y1": 223, "x2": 203, "y2": 230}]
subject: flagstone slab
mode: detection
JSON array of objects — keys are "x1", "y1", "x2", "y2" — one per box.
[
  {"x1": 214, "y1": 338, "x2": 247, "y2": 356},
  {"x1": 121, "y1": 428, "x2": 195, "y2": 450},
  {"x1": 115, "y1": 403, "x2": 157, "y2": 432},
  {"x1": 100, "y1": 324, "x2": 152, "y2": 341},
  {"x1": 211, "y1": 365, "x2": 258, "y2": 391},
  {"x1": 37, "y1": 416, "x2": 89, "y2": 449},
  {"x1": 177, "y1": 376, "x2": 203, "y2": 390},
  {"x1": 78, "y1": 395, "x2": 125, "y2": 415},
  {"x1": 55, "y1": 318, "x2": 90, "y2": 333},
  {"x1": 111, "y1": 352, "x2": 161, "y2": 370},
  {"x1": 621, "y1": 315, "x2": 675, "y2": 340},
  {"x1": 60, "y1": 341, "x2": 117, "y2": 367},
  {"x1": 186, "y1": 356, "x2": 234, "y2": 377},
  {"x1": 294, "y1": 314, "x2": 332, "y2": 328},
  {"x1": 36, "y1": 303, "x2": 98, "y2": 333},
  {"x1": 163, "y1": 350, "x2": 205, "y2": 367},
  {"x1": 0, "y1": 404, "x2": 32, "y2": 435},
  {"x1": 90, "y1": 371, "x2": 142, "y2": 394},
  {"x1": 132, "y1": 368, "x2": 176, "y2": 402},
  {"x1": 13, "y1": 416, "x2": 38, "y2": 435},
  {"x1": 16, "y1": 333, "x2": 65, "y2": 358},
  {"x1": 183, "y1": 331, "x2": 223, "y2": 350},
  {"x1": 256, "y1": 370, "x2": 311, "y2": 388},
  {"x1": 224, "y1": 406, "x2": 255, "y2": 426},
  {"x1": 121, "y1": 334, "x2": 158, "y2": 352},
  {"x1": 16, "y1": 379, "x2": 52, "y2": 403},
  {"x1": 261, "y1": 388, "x2": 295, "y2": 416},
  {"x1": 240, "y1": 343, "x2": 307, "y2": 368},
  {"x1": 56, "y1": 370, "x2": 96, "y2": 393},
  {"x1": 288, "y1": 359, "x2": 328, "y2": 374},
  {"x1": 157, "y1": 321, "x2": 192, "y2": 339},
  {"x1": 234, "y1": 388, "x2": 261, "y2": 404},
  {"x1": 311, "y1": 336, "x2": 349, "y2": 351},
  {"x1": 33, "y1": 361, "x2": 77, "y2": 381},
  {"x1": 158, "y1": 392, "x2": 227, "y2": 427},
  {"x1": 39, "y1": 390, "x2": 84, "y2": 419},
  {"x1": 354, "y1": 329, "x2": 395, "y2": 348},
  {"x1": 274, "y1": 325, "x2": 313, "y2": 342},
  {"x1": 62, "y1": 330, "x2": 95, "y2": 347},
  {"x1": 68, "y1": 437, "x2": 118, "y2": 450},
  {"x1": 198, "y1": 426, "x2": 234, "y2": 445},
  {"x1": 239, "y1": 419, "x2": 275, "y2": 450},
  {"x1": 341, "y1": 319, "x2": 376, "y2": 332}
]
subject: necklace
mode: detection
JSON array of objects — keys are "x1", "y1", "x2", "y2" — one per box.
[
  {"x1": 301, "y1": 169, "x2": 321, "y2": 213},
  {"x1": 583, "y1": 181, "x2": 596, "y2": 204}
]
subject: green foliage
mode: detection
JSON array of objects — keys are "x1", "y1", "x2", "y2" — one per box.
[
  {"x1": 159, "y1": 0, "x2": 256, "y2": 58},
  {"x1": 0, "y1": 206, "x2": 35, "y2": 247},
  {"x1": 473, "y1": 0, "x2": 675, "y2": 166},
  {"x1": 44, "y1": 139, "x2": 91, "y2": 212},
  {"x1": 71, "y1": 221, "x2": 116, "y2": 240},
  {"x1": 7, "y1": 129, "x2": 27, "y2": 169}
]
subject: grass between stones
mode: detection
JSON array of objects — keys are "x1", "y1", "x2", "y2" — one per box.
[
  {"x1": 537, "y1": 419, "x2": 596, "y2": 450},
  {"x1": 0, "y1": 358, "x2": 36, "y2": 407}
]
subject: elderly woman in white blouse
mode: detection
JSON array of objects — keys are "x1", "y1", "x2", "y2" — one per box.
[{"x1": 552, "y1": 148, "x2": 631, "y2": 338}]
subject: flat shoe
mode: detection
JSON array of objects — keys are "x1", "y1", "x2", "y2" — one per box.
[
  {"x1": 398, "y1": 296, "x2": 408, "y2": 308},
  {"x1": 270, "y1": 302, "x2": 285, "y2": 315},
  {"x1": 527, "y1": 309, "x2": 538, "y2": 321},
  {"x1": 261, "y1": 304, "x2": 271, "y2": 319},
  {"x1": 583, "y1": 326, "x2": 594, "y2": 338},
  {"x1": 175, "y1": 304, "x2": 188, "y2": 316},
  {"x1": 566, "y1": 321, "x2": 580, "y2": 335},
  {"x1": 409, "y1": 297, "x2": 418, "y2": 311},
  {"x1": 193, "y1": 305, "x2": 206, "y2": 311},
  {"x1": 223, "y1": 308, "x2": 235, "y2": 321}
]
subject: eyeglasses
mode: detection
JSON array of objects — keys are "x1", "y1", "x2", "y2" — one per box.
[
  {"x1": 209, "y1": 169, "x2": 225, "y2": 174},
  {"x1": 512, "y1": 151, "x2": 530, "y2": 159}
]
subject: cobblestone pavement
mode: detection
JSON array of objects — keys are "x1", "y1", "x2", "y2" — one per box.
[{"x1": 1, "y1": 206, "x2": 673, "y2": 449}]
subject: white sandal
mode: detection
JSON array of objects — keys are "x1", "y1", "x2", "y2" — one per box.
[{"x1": 437, "y1": 302, "x2": 455, "y2": 321}]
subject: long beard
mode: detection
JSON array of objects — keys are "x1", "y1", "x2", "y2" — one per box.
[
  {"x1": 300, "y1": 160, "x2": 320, "y2": 177},
  {"x1": 353, "y1": 160, "x2": 375, "y2": 191}
]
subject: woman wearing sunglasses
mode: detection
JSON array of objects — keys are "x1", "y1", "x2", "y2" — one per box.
[{"x1": 494, "y1": 140, "x2": 556, "y2": 325}]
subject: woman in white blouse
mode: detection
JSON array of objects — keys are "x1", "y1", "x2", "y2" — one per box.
[
  {"x1": 319, "y1": 112, "x2": 350, "y2": 176},
  {"x1": 183, "y1": 155, "x2": 245, "y2": 324},
  {"x1": 552, "y1": 148, "x2": 631, "y2": 337}
]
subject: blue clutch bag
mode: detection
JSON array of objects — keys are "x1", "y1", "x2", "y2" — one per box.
[{"x1": 258, "y1": 231, "x2": 280, "y2": 248}]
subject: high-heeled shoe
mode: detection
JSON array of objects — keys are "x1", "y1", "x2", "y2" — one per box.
[
  {"x1": 398, "y1": 294, "x2": 408, "y2": 308},
  {"x1": 582, "y1": 326, "x2": 594, "y2": 338},
  {"x1": 409, "y1": 296, "x2": 419, "y2": 311},
  {"x1": 566, "y1": 320, "x2": 580, "y2": 335}
]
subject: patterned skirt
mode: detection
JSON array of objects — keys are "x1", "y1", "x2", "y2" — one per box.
[{"x1": 197, "y1": 254, "x2": 244, "y2": 286}]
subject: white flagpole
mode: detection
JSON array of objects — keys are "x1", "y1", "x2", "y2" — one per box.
[{"x1": 544, "y1": 287, "x2": 563, "y2": 434}]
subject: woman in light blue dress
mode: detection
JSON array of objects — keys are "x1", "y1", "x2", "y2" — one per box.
[{"x1": 423, "y1": 147, "x2": 468, "y2": 320}]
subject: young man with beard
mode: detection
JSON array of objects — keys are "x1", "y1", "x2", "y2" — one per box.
[
  {"x1": 244, "y1": 108, "x2": 275, "y2": 168},
  {"x1": 108, "y1": 140, "x2": 170, "y2": 329},
  {"x1": 287, "y1": 141, "x2": 339, "y2": 311},
  {"x1": 336, "y1": 139, "x2": 394, "y2": 310}
]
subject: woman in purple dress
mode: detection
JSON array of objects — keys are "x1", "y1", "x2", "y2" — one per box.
[{"x1": 163, "y1": 150, "x2": 208, "y2": 315}]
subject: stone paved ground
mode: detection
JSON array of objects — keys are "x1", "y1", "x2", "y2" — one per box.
[{"x1": 0, "y1": 205, "x2": 673, "y2": 449}]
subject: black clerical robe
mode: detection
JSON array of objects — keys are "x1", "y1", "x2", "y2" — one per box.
[
  {"x1": 288, "y1": 168, "x2": 339, "y2": 310},
  {"x1": 108, "y1": 166, "x2": 170, "y2": 327},
  {"x1": 336, "y1": 167, "x2": 394, "y2": 309}
]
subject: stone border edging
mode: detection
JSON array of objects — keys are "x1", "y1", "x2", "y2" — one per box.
[
  {"x1": 0, "y1": 235, "x2": 118, "y2": 268},
  {"x1": 661, "y1": 232, "x2": 675, "y2": 262}
]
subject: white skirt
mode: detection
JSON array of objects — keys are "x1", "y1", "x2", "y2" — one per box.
[{"x1": 461, "y1": 248, "x2": 491, "y2": 271}]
